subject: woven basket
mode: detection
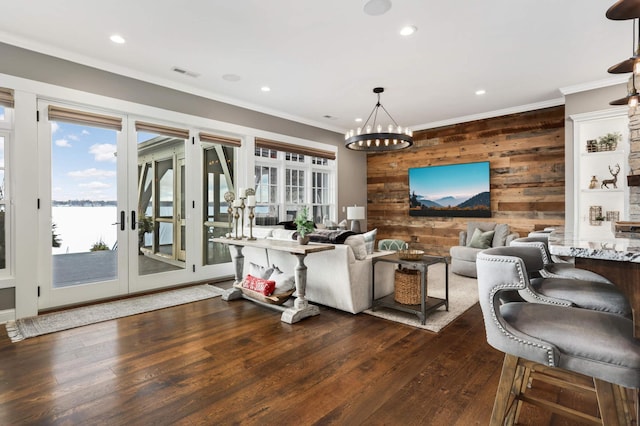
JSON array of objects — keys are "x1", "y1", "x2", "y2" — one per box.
[{"x1": 394, "y1": 268, "x2": 421, "y2": 305}]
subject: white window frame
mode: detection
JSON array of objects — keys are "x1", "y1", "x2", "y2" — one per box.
[
  {"x1": 254, "y1": 149, "x2": 336, "y2": 224},
  {"x1": 0, "y1": 106, "x2": 13, "y2": 281}
]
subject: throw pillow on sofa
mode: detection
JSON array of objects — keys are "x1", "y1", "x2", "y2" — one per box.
[
  {"x1": 468, "y1": 228, "x2": 495, "y2": 249},
  {"x1": 242, "y1": 274, "x2": 276, "y2": 296},
  {"x1": 344, "y1": 235, "x2": 368, "y2": 260},
  {"x1": 363, "y1": 228, "x2": 377, "y2": 254}
]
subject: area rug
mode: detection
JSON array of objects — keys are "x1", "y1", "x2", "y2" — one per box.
[
  {"x1": 5, "y1": 284, "x2": 224, "y2": 342},
  {"x1": 363, "y1": 263, "x2": 478, "y2": 333}
]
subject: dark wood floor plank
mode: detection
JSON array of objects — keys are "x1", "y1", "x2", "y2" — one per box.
[{"x1": 0, "y1": 288, "x2": 616, "y2": 425}]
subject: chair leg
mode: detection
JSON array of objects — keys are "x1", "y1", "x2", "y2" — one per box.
[
  {"x1": 594, "y1": 379, "x2": 635, "y2": 426},
  {"x1": 491, "y1": 354, "x2": 521, "y2": 426}
]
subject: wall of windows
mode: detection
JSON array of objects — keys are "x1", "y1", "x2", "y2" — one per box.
[{"x1": 254, "y1": 144, "x2": 336, "y2": 225}]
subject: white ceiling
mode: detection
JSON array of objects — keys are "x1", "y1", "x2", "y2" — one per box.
[{"x1": 0, "y1": 0, "x2": 632, "y2": 133}]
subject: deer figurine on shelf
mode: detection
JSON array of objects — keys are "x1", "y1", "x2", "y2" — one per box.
[{"x1": 601, "y1": 163, "x2": 621, "y2": 189}]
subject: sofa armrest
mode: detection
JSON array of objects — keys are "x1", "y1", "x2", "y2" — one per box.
[
  {"x1": 459, "y1": 231, "x2": 467, "y2": 246},
  {"x1": 505, "y1": 232, "x2": 520, "y2": 246}
]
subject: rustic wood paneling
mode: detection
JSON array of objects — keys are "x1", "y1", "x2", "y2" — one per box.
[{"x1": 367, "y1": 106, "x2": 565, "y2": 256}]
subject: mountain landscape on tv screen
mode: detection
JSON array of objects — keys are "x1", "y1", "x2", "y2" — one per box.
[{"x1": 410, "y1": 191, "x2": 491, "y2": 218}]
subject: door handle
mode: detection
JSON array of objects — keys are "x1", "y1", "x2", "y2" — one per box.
[
  {"x1": 112, "y1": 211, "x2": 125, "y2": 231},
  {"x1": 131, "y1": 211, "x2": 136, "y2": 230}
]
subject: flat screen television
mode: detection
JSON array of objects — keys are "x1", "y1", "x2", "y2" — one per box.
[{"x1": 408, "y1": 161, "x2": 491, "y2": 218}]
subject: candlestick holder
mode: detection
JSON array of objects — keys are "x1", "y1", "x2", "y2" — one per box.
[
  {"x1": 224, "y1": 191, "x2": 235, "y2": 238},
  {"x1": 233, "y1": 206, "x2": 241, "y2": 239},
  {"x1": 247, "y1": 206, "x2": 256, "y2": 240},
  {"x1": 239, "y1": 196, "x2": 246, "y2": 239}
]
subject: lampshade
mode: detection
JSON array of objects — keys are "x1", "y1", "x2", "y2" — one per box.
[
  {"x1": 344, "y1": 87, "x2": 413, "y2": 152},
  {"x1": 346, "y1": 206, "x2": 365, "y2": 220},
  {"x1": 606, "y1": 0, "x2": 640, "y2": 20}
]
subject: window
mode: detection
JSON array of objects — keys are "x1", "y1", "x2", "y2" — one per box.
[
  {"x1": 254, "y1": 164, "x2": 279, "y2": 225},
  {"x1": 312, "y1": 170, "x2": 330, "y2": 224},
  {"x1": 203, "y1": 144, "x2": 235, "y2": 265},
  {"x1": 0, "y1": 133, "x2": 8, "y2": 270},
  {"x1": 254, "y1": 142, "x2": 336, "y2": 225}
]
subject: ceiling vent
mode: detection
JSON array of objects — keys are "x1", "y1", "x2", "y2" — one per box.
[{"x1": 171, "y1": 66, "x2": 200, "y2": 78}]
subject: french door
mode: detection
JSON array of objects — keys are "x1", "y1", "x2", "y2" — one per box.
[
  {"x1": 37, "y1": 102, "x2": 131, "y2": 309},
  {"x1": 37, "y1": 103, "x2": 193, "y2": 309}
]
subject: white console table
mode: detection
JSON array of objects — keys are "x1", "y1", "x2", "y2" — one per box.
[{"x1": 212, "y1": 238, "x2": 334, "y2": 324}]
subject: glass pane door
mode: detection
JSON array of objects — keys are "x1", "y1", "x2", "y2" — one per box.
[
  {"x1": 136, "y1": 133, "x2": 186, "y2": 276},
  {"x1": 38, "y1": 102, "x2": 128, "y2": 309}
]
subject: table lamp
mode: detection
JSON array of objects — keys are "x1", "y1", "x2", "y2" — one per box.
[{"x1": 347, "y1": 206, "x2": 365, "y2": 233}]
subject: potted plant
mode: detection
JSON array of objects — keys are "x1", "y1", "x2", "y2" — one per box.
[
  {"x1": 138, "y1": 215, "x2": 154, "y2": 254},
  {"x1": 294, "y1": 206, "x2": 314, "y2": 244},
  {"x1": 597, "y1": 132, "x2": 621, "y2": 152}
]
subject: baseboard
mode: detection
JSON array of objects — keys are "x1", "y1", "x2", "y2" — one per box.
[{"x1": 0, "y1": 308, "x2": 15, "y2": 324}]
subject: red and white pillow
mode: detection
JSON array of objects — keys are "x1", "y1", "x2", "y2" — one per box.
[{"x1": 242, "y1": 274, "x2": 276, "y2": 296}]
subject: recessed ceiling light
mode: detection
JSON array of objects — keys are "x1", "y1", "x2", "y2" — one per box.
[
  {"x1": 110, "y1": 34, "x2": 126, "y2": 44},
  {"x1": 475, "y1": 89, "x2": 486, "y2": 95},
  {"x1": 222, "y1": 74, "x2": 241, "y2": 82},
  {"x1": 400, "y1": 26, "x2": 417, "y2": 37},
  {"x1": 364, "y1": 0, "x2": 392, "y2": 16},
  {"x1": 261, "y1": 86, "x2": 271, "y2": 92},
  {"x1": 355, "y1": 118, "x2": 363, "y2": 123}
]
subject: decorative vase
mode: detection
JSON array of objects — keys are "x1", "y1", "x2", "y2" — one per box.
[
  {"x1": 589, "y1": 175, "x2": 598, "y2": 189},
  {"x1": 297, "y1": 235, "x2": 310, "y2": 245}
]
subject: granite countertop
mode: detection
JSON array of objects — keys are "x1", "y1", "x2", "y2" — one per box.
[{"x1": 548, "y1": 228, "x2": 640, "y2": 263}]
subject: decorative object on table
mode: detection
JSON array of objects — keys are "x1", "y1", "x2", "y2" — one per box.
[
  {"x1": 589, "y1": 205, "x2": 604, "y2": 226},
  {"x1": 601, "y1": 163, "x2": 621, "y2": 188},
  {"x1": 245, "y1": 188, "x2": 256, "y2": 240},
  {"x1": 294, "y1": 206, "x2": 314, "y2": 245},
  {"x1": 394, "y1": 267, "x2": 421, "y2": 305},
  {"x1": 236, "y1": 187, "x2": 247, "y2": 239},
  {"x1": 347, "y1": 205, "x2": 365, "y2": 233},
  {"x1": 589, "y1": 175, "x2": 598, "y2": 189},
  {"x1": 606, "y1": 210, "x2": 620, "y2": 222},
  {"x1": 586, "y1": 139, "x2": 598, "y2": 153},
  {"x1": 397, "y1": 248, "x2": 425, "y2": 260},
  {"x1": 224, "y1": 191, "x2": 235, "y2": 238},
  {"x1": 344, "y1": 87, "x2": 413, "y2": 152},
  {"x1": 233, "y1": 199, "x2": 242, "y2": 238}
]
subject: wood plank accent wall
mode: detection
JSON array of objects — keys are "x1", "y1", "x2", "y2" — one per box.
[{"x1": 367, "y1": 105, "x2": 565, "y2": 257}]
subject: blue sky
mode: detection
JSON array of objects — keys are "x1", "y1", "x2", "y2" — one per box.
[
  {"x1": 51, "y1": 121, "x2": 117, "y2": 201},
  {"x1": 409, "y1": 162, "x2": 490, "y2": 200}
]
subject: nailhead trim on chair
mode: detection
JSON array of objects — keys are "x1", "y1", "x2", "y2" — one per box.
[{"x1": 484, "y1": 256, "x2": 557, "y2": 366}]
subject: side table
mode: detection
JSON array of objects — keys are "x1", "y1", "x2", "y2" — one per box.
[{"x1": 372, "y1": 253, "x2": 449, "y2": 325}]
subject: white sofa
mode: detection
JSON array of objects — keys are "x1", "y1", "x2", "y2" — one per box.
[{"x1": 239, "y1": 227, "x2": 396, "y2": 314}]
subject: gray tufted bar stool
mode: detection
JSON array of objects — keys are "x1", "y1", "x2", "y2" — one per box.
[
  {"x1": 477, "y1": 246, "x2": 640, "y2": 425},
  {"x1": 511, "y1": 235, "x2": 614, "y2": 284},
  {"x1": 494, "y1": 244, "x2": 631, "y2": 317}
]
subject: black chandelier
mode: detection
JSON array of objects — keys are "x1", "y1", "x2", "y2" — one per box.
[
  {"x1": 607, "y1": 0, "x2": 640, "y2": 106},
  {"x1": 344, "y1": 87, "x2": 413, "y2": 152}
]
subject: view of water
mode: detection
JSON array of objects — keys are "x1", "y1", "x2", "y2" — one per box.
[{"x1": 52, "y1": 206, "x2": 118, "y2": 254}]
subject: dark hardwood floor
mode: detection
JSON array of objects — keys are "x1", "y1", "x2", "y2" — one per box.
[{"x1": 0, "y1": 287, "x2": 604, "y2": 425}]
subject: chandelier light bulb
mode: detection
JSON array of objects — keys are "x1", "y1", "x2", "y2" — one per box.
[
  {"x1": 630, "y1": 96, "x2": 638, "y2": 107},
  {"x1": 635, "y1": 62, "x2": 640, "y2": 75}
]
